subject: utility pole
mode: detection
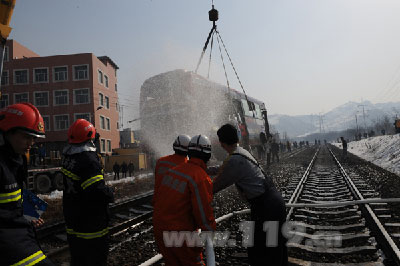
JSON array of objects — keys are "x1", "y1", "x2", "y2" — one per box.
[
  {"x1": 355, "y1": 113, "x2": 359, "y2": 135},
  {"x1": 358, "y1": 104, "x2": 367, "y2": 134}
]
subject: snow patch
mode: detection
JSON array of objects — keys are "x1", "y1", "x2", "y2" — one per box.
[{"x1": 333, "y1": 134, "x2": 400, "y2": 176}]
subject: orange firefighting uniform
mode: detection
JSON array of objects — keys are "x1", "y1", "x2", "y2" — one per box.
[
  {"x1": 153, "y1": 157, "x2": 216, "y2": 266},
  {"x1": 153, "y1": 153, "x2": 188, "y2": 206}
]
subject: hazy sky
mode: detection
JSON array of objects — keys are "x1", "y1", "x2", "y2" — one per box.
[{"x1": 10, "y1": 0, "x2": 400, "y2": 126}]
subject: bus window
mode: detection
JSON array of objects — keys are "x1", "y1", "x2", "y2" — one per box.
[
  {"x1": 241, "y1": 99, "x2": 252, "y2": 117},
  {"x1": 254, "y1": 103, "x2": 263, "y2": 119}
]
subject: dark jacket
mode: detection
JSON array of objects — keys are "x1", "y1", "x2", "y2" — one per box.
[
  {"x1": 62, "y1": 142, "x2": 114, "y2": 238},
  {"x1": 128, "y1": 163, "x2": 134, "y2": 173},
  {"x1": 0, "y1": 136, "x2": 29, "y2": 229},
  {"x1": 121, "y1": 162, "x2": 128, "y2": 173},
  {"x1": 0, "y1": 133, "x2": 53, "y2": 265},
  {"x1": 113, "y1": 163, "x2": 120, "y2": 173}
]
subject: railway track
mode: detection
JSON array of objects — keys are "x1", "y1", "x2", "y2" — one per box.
[
  {"x1": 39, "y1": 191, "x2": 154, "y2": 264},
  {"x1": 285, "y1": 145, "x2": 400, "y2": 265}
]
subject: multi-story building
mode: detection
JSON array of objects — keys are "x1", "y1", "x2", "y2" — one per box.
[{"x1": 0, "y1": 40, "x2": 120, "y2": 155}]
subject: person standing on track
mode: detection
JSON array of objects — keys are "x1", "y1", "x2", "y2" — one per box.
[
  {"x1": 153, "y1": 135, "x2": 216, "y2": 266},
  {"x1": 271, "y1": 138, "x2": 280, "y2": 163},
  {"x1": 62, "y1": 119, "x2": 114, "y2": 266},
  {"x1": 340, "y1": 136, "x2": 347, "y2": 160},
  {"x1": 213, "y1": 123, "x2": 288, "y2": 266},
  {"x1": 0, "y1": 103, "x2": 54, "y2": 265}
]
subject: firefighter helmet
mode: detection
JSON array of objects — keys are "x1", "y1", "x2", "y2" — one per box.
[
  {"x1": 68, "y1": 119, "x2": 96, "y2": 144},
  {"x1": 188, "y1": 135, "x2": 212, "y2": 154},
  {"x1": 173, "y1": 134, "x2": 191, "y2": 152},
  {"x1": 0, "y1": 103, "x2": 45, "y2": 138}
]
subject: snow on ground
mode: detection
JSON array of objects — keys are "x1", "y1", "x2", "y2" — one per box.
[
  {"x1": 38, "y1": 172, "x2": 154, "y2": 200},
  {"x1": 333, "y1": 134, "x2": 400, "y2": 176}
]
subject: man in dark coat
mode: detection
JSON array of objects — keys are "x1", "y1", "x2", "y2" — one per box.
[
  {"x1": 121, "y1": 161, "x2": 128, "y2": 178},
  {"x1": 62, "y1": 119, "x2": 114, "y2": 266},
  {"x1": 0, "y1": 103, "x2": 54, "y2": 265},
  {"x1": 128, "y1": 161, "x2": 135, "y2": 177},
  {"x1": 113, "y1": 162, "x2": 120, "y2": 180}
]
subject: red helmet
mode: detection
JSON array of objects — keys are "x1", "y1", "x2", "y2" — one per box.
[
  {"x1": 68, "y1": 119, "x2": 96, "y2": 144},
  {"x1": 0, "y1": 102, "x2": 45, "y2": 138}
]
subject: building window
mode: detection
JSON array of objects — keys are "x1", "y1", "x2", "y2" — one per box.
[
  {"x1": 1, "y1": 70, "x2": 9, "y2": 86},
  {"x1": 74, "y1": 113, "x2": 91, "y2": 122},
  {"x1": 14, "y1": 92, "x2": 28, "y2": 103},
  {"x1": 34, "y1": 91, "x2": 49, "y2": 106},
  {"x1": 117, "y1": 122, "x2": 119, "y2": 129},
  {"x1": 105, "y1": 96, "x2": 109, "y2": 109},
  {"x1": 104, "y1": 75, "x2": 109, "y2": 88},
  {"x1": 73, "y1": 88, "x2": 90, "y2": 104},
  {"x1": 54, "y1": 90, "x2": 68, "y2": 106},
  {"x1": 106, "y1": 117, "x2": 110, "y2": 130},
  {"x1": 99, "y1": 92, "x2": 104, "y2": 106},
  {"x1": 115, "y1": 83, "x2": 117, "y2": 91},
  {"x1": 34, "y1": 68, "x2": 48, "y2": 83},
  {"x1": 54, "y1": 114, "x2": 69, "y2": 131},
  {"x1": 42, "y1": 115, "x2": 50, "y2": 131},
  {"x1": 73, "y1": 65, "x2": 88, "y2": 80},
  {"x1": 107, "y1": 140, "x2": 111, "y2": 153},
  {"x1": 14, "y1": 69, "x2": 28, "y2": 84},
  {"x1": 53, "y1": 66, "x2": 68, "y2": 82},
  {"x1": 98, "y1": 70, "x2": 103, "y2": 84},
  {"x1": 100, "y1": 115, "x2": 105, "y2": 130},
  {"x1": 100, "y1": 139, "x2": 106, "y2": 153},
  {"x1": 0, "y1": 94, "x2": 8, "y2": 108},
  {"x1": 4, "y1": 46, "x2": 8, "y2": 62}
]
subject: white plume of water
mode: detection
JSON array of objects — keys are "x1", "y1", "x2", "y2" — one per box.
[{"x1": 140, "y1": 69, "x2": 233, "y2": 158}]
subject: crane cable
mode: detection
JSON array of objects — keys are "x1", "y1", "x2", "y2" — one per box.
[{"x1": 194, "y1": 2, "x2": 255, "y2": 118}]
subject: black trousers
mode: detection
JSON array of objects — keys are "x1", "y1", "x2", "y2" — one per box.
[
  {"x1": 67, "y1": 234, "x2": 109, "y2": 266},
  {"x1": 248, "y1": 190, "x2": 288, "y2": 266}
]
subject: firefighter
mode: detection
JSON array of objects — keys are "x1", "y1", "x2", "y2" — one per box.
[
  {"x1": 0, "y1": 103, "x2": 54, "y2": 265},
  {"x1": 62, "y1": 119, "x2": 114, "y2": 266},
  {"x1": 153, "y1": 135, "x2": 216, "y2": 266},
  {"x1": 152, "y1": 134, "x2": 191, "y2": 206},
  {"x1": 213, "y1": 124, "x2": 288, "y2": 266}
]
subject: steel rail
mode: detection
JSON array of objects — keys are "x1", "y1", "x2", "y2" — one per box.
[
  {"x1": 37, "y1": 191, "x2": 154, "y2": 239},
  {"x1": 286, "y1": 147, "x2": 320, "y2": 221},
  {"x1": 328, "y1": 147, "x2": 400, "y2": 265}
]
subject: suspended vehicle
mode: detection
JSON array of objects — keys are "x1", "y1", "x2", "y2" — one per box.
[
  {"x1": 139, "y1": 69, "x2": 270, "y2": 160},
  {"x1": 139, "y1": 4, "x2": 270, "y2": 160}
]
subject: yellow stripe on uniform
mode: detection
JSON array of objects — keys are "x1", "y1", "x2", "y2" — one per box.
[
  {"x1": 81, "y1": 174, "x2": 103, "y2": 189},
  {"x1": 66, "y1": 227, "x2": 109, "y2": 239},
  {"x1": 0, "y1": 189, "x2": 21, "y2": 203},
  {"x1": 11, "y1": 250, "x2": 46, "y2": 266},
  {"x1": 61, "y1": 168, "x2": 80, "y2": 180}
]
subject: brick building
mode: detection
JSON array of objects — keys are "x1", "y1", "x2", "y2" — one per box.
[{"x1": 0, "y1": 40, "x2": 120, "y2": 155}]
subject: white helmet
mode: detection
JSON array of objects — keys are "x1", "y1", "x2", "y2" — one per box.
[
  {"x1": 173, "y1": 134, "x2": 191, "y2": 152},
  {"x1": 188, "y1": 135, "x2": 212, "y2": 154}
]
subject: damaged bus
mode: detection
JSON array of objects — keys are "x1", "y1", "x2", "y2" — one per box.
[{"x1": 139, "y1": 69, "x2": 270, "y2": 160}]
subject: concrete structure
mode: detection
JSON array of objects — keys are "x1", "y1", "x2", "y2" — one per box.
[
  {"x1": 120, "y1": 128, "x2": 140, "y2": 148},
  {"x1": 0, "y1": 40, "x2": 120, "y2": 154}
]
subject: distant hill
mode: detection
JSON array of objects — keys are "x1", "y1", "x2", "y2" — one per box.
[{"x1": 269, "y1": 101, "x2": 400, "y2": 138}]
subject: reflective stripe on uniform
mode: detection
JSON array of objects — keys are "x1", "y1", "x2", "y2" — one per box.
[
  {"x1": 11, "y1": 250, "x2": 47, "y2": 266},
  {"x1": 0, "y1": 189, "x2": 21, "y2": 203},
  {"x1": 81, "y1": 175, "x2": 103, "y2": 189},
  {"x1": 66, "y1": 227, "x2": 109, "y2": 239},
  {"x1": 157, "y1": 166, "x2": 170, "y2": 175},
  {"x1": 61, "y1": 168, "x2": 80, "y2": 180},
  {"x1": 158, "y1": 160, "x2": 177, "y2": 167},
  {"x1": 168, "y1": 169, "x2": 214, "y2": 231}
]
